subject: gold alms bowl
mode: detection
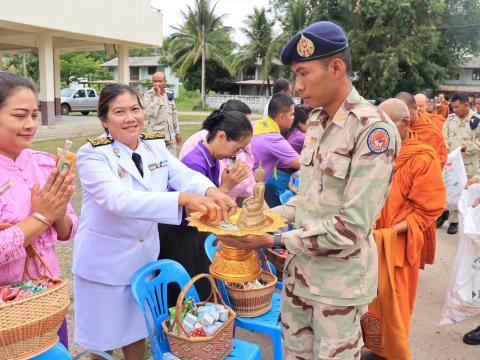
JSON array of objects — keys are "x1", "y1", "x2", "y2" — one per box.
[{"x1": 187, "y1": 209, "x2": 287, "y2": 283}]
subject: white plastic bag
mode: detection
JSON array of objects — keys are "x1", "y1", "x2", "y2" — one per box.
[
  {"x1": 442, "y1": 147, "x2": 468, "y2": 211},
  {"x1": 440, "y1": 184, "x2": 480, "y2": 325}
]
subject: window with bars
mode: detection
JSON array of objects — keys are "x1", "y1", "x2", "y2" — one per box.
[{"x1": 472, "y1": 69, "x2": 480, "y2": 81}]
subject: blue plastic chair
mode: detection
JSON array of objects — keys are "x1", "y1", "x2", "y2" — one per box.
[
  {"x1": 32, "y1": 342, "x2": 72, "y2": 359},
  {"x1": 204, "y1": 235, "x2": 283, "y2": 360},
  {"x1": 131, "y1": 259, "x2": 261, "y2": 360}
]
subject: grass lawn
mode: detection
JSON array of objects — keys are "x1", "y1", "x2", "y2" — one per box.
[{"x1": 30, "y1": 122, "x2": 202, "y2": 358}]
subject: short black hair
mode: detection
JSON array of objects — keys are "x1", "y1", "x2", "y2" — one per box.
[
  {"x1": 202, "y1": 110, "x2": 252, "y2": 143},
  {"x1": 272, "y1": 78, "x2": 290, "y2": 95},
  {"x1": 268, "y1": 93, "x2": 294, "y2": 119},
  {"x1": 319, "y1": 48, "x2": 352, "y2": 76},
  {"x1": 451, "y1": 92, "x2": 469, "y2": 104},
  {"x1": 220, "y1": 99, "x2": 251, "y2": 115}
]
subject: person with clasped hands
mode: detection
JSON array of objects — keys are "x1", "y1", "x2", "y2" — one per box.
[
  {"x1": 0, "y1": 72, "x2": 77, "y2": 349},
  {"x1": 72, "y1": 83, "x2": 235, "y2": 359}
]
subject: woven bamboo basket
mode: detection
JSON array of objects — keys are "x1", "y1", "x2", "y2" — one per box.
[
  {"x1": 266, "y1": 248, "x2": 287, "y2": 282},
  {"x1": 225, "y1": 259, "x2": 277, "y2": 317},
  {"x1": 0, "y1": 245, "x2": 69, "y2": 360},
  {"x1": 162, "y1": 273, "x2": 236, "y2": 360}
]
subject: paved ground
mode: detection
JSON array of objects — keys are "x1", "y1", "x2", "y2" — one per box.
[{"x1": 34, "y1": 114, "x2": 205, "y2": 141}]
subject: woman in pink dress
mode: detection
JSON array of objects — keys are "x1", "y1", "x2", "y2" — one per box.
[{"x1": 0, "y1": 72, "x2": 78, "y2": 348}]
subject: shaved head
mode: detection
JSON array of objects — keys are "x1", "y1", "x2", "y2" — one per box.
[
  {"x1": 414, "y1": 94, "x2": 428, "y2": 113},
  {"x1": 395, "y1": 91, "x2": 418, "y2": 126},
  {"x1": 378, "y1": 98, "x2": 410, "y2": 140}
]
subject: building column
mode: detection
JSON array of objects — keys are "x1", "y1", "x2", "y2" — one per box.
[
  {"x1": 54, "y1": 49, "x2": 61, "y2": 115},
  {"x1": 118, "y1": 44, "x2": 129, "y2": 85},
  {"x1": 38, "y1": 34, "x2": 55, "y2": 125}
]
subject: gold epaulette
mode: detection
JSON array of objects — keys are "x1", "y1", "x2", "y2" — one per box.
[
  {"x1": 140, "y1": 132, "x2": 165, "y2": 140},
  {"x1": 87, "y1": 137, "x2": 113, "y2": 147}
]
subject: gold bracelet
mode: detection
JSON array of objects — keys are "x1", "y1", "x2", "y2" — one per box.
[{"x1": 31, "y1": 211, "x2": 51, "y2": 227}]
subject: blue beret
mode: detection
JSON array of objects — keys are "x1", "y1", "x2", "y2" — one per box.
[{"x1": 280, "y1": 21, "x2": 348, "y2": 65}]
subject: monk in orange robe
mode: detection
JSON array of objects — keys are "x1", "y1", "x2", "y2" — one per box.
[
  {"x1": 371, "y1": 99, "x2": 446, "y2": 359},
  {"x1": 436, "y1": 94, "x2": 450, "y2": 119},
  {"x1": 415, "y1": 93, "x2": 446, "y2": 131},
  {"x1": 397, "y1": 92, "x2": 448, "y2": 169}
]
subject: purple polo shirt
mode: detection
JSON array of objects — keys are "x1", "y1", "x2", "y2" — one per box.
[
  {"x1": 181, "y1": 141, "x2": 220, "y2": 187},
  {"x1": 287, "y1": 128, "x2": 306, "y2": 154},
  {"x1": 251, "y1": 132, "x2": 299, "y2": 180}
]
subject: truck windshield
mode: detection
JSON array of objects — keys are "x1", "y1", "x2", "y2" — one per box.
[{"x1": 61, "y1": 89, "x2": 75, "y2": 97}]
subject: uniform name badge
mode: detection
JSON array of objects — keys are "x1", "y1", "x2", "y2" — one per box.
[{"x1": 148, "y1": 160, "x2": 168, "y2": 171}]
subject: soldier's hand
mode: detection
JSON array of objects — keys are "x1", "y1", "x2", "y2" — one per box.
[
  {"x1": 175, "y1": 134, "x2": 182, "y2": 146},
  {"x1": 461, "y1": 143, "x2": 467, "y2": 152},
  {"x1": 217, "y1": 234, "x2": 274, "y2": 250}
]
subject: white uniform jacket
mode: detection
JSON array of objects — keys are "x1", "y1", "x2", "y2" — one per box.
[{"x1": 73, "y1": 134, "x2": 215, "y2": 285}]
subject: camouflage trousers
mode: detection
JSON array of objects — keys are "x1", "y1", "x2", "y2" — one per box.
[
  {"x1": 281, "y1": 263, "x2": 366, "y2": 359},
  {"x1": 165, "y1": 141, "x2": 177, "y2": 157}
]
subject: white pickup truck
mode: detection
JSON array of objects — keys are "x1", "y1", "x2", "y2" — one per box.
[{"x1": 60, "y1": 88, "x2": 99, "y2": 116}]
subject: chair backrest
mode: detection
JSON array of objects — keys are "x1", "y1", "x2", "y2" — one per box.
[{"x1": 131, "y1": 260, "x2": 200, "y2": 359}]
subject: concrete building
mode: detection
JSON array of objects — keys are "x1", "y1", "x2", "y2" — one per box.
[
  {"x1": 438, "y1": 56, "x2": 480, "y2": 95},
  {"x1": 0, "y1": 0, "x2": 163, "y2": 125},
  {"x1": 236, "y1": 58, "x2": 285, "y2": 96},
  {"x1": 100, "y1": 56, "x2": 180, "y2": 96}
]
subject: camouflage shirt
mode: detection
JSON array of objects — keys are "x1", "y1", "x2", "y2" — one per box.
[
  {"x1": 443, "y1": 109, "x2": 480, "y2": 175},
  {"x1": 282, "y1": 87, "x2": 401, "y2": 306},
  {"x1": 143, "y1": 88, "x2": 179, "y2": 143}
]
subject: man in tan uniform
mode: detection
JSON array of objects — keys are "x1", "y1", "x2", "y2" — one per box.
[
  {"x1": 438, "y1": 92, "x2": 480, "y2": 234},
  {"x1": 218, "y1": 21, "x2": 401, "y2": 359},
  {"x1": 143, "y1": 72, "x2": 181, "y2": 155}
]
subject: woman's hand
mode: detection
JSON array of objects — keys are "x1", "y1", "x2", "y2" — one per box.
[
  {"x1": 31, "y1": 169, "x2": 75, "y2": 224},
  {"x1": 220, "y1": 161, "x2": 251, "y2": 193},
  {"x1": 206, "y1": 187, "x2": 237, "y2": 221},
  {"x1": 179, "y1": 192, "x2": 223, "y2": 222}
]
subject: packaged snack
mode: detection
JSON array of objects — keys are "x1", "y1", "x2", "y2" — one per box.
[{"x1": 55, "y1": 140, "x2": 76, "y2": 176}]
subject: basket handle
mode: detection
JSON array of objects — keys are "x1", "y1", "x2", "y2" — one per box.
[
  {"x1": 258, "y1": 250, "x2": 274, "y2": 275},
  {"x1": 173, "y1": 273, "x2": 226, "y2": 337},
  {"x1": 23, "y1": 245, "x2": 55, "y2": 281}
]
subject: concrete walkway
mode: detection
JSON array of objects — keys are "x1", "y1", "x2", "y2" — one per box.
[{"x1": 34, "y1": 114, "x2": 203, "y2": 141}]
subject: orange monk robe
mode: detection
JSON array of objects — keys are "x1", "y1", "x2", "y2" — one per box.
[
  {"x1": 376, "y1": 134, "x2": 446, "y2": 336},
  {"x1": 413, "y1": 113, "x2": 448, "y2": 169},
  {"x1": 436, "y1": 100, "x2": 450, "y2": 120}
]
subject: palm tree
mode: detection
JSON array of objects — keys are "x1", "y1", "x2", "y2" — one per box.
[
  {"x1": 281, "y1": 0, "x2": 309, "y2": 39},
  {"x1": 234, "y1": 7, "x2": 278, "y2": 96},
  {"x1": 169, "y1": 0, "x2": 233, "y2": 108}
]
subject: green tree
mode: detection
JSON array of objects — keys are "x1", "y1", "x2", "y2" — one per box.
[
  {"x1": 183, "y1": 59, "x2": 235, "y2": 93},
  {"x1": 270, "y1": 0, "x2": 480, "y2": 98},
  {"x1": 234, "y1": 7, "x2": 279, "y2": 95},
  {"x1": 3, "y1": 54, "x2": 39, "y2": 84},
  {"x1": 169, "y1": 0, "x2": 234, "y2": 108},
  {"x1": 60, "y1": 51, "x2": 112, "y2": 85}
]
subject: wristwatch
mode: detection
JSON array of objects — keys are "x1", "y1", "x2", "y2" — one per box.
[{"x1": 272, "y1": 232, "x2": 283, "y2": 249}]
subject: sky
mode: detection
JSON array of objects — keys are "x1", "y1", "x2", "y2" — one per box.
[{"x1": 151, "y1": 0, "x2": 271, "y2": 45}]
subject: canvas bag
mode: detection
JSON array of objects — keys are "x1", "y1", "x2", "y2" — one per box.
[{"x1": 440, "y1": 184, "x2": 480, "y2": 325}]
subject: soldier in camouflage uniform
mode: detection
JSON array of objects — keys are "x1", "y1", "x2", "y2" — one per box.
[
  {"x1": 143, "y1": 72, "x2": 181, "y2": 156},
  {"x1": 218, "y1": 21, "x2": 401, "y2": 359},
  {"x1": 439, "y1": 92, "x2": 480, "y2": 234}
]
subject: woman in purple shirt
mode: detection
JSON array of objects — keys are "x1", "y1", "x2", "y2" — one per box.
[
  {"x1": 159, "y1": 110, "x2": 253, "y2": 303},
  {"x1": 284, "y1": 105, "x2": 310, "y2": 154}
]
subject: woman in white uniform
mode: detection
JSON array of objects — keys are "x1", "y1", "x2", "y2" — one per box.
[{"x1": 73, "y1": 84, "x2": 235, "y2": 359}]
